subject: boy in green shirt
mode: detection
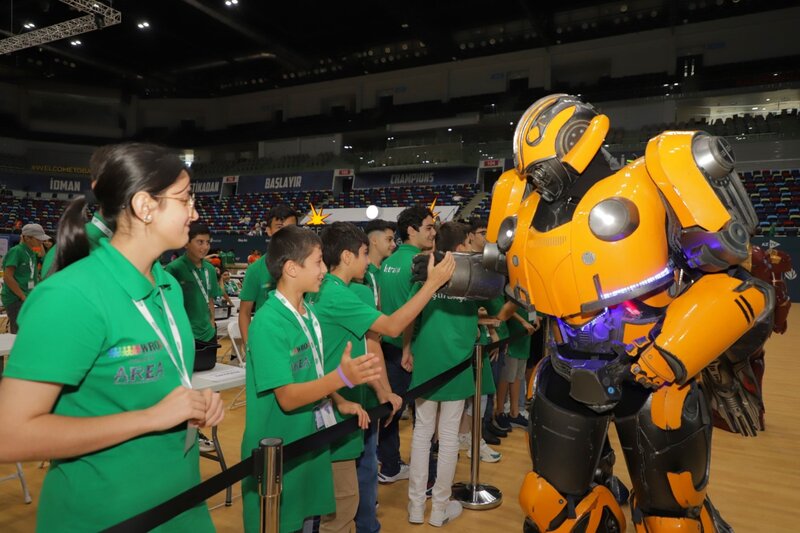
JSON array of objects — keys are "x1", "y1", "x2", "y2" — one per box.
[
  {"x1": 165, "y1": 222, "x2": 224, "y2": 371},
  {"x1": 241, "y1": 225, "x2": 382, "y2": 533},
  {"x1": 363, "y1": 219, "x2": 397, "y2": 307},
  {"x1": 238, "y1": 204, "x2": 299, "y2": 346},
  {"x1": 377, "y1": 204, "x2": 437, "y2": 483},
  {"x1": 1, "y1": 223, "x2": 50, "y2": 333},
  {"x1": 310, "y1": 222, "x2": 454, "y2": 532},
  {"x1": 406, "y1": 221, "x2": 481, "y2": 527}
]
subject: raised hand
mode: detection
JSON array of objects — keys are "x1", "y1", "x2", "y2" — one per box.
[{"x1": 339, "y1": 341, "x2": 382, "y2": 386}]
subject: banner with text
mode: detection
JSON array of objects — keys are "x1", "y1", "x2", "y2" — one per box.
[
  {"x1": 0, "y1": 172, "x2": 91, "y2": 194},
  {"x1": 353, "y1": 166, "x2": 477, "y2": 189},
  {"x1": 236, "y1": 170, "x2": 333, "y2": 193},
  {"x1": 190, "y1": 178, "x2": 223, "y2": 197}
]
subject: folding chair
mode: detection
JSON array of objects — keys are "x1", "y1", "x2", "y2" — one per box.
[
  {"x1": 226, "y1": 321, "x2": 247, "y2": 410},
  {"x1": 0, "y1": 463, "x2": 32, "y2": 504}
]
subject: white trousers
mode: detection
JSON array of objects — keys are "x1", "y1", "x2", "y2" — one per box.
[{"x1": 408, "y1": 398, "x2": 465, "y2": 509}]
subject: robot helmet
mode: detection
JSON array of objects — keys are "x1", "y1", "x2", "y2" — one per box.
[{"x1": 513, "y1": 94, "x2": 609, "y2": 202}]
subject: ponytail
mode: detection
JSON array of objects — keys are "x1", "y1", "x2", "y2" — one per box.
[{"x1": 52, "y1": 196, "x2": 91, "y2": 275}]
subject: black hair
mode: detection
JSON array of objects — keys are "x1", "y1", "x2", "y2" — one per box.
[
  {"x1": 188, "y1": 221, "x2": 211, "y2": 241},
  {"x1": 364, "y1": 219, "x2": 397, "y2": 236},
  {"x1": 266, "y1": 204, "x2": 300, "y2": 226},
  {"x1": 267, "y1": 225, "x2": 322, "y2": 281},
  {"x1": 436, "y1": 221, "x2": 470, "y2": 253},
  {"x1": 321, "y1": 222, "x2": 368, "y2": 269},
  {"x1": 53, "y1": 143, "x2": 188, "y2": 274},
  {"x1": 396, "y1": 204, "x2": 434, "y2": 242},
  {"x1": 469, "y1": 217, "x2": 489, "y2": 233}
]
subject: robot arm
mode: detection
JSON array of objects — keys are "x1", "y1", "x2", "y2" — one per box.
[{"x1": 631, "y1": 272, "x2": 774, "y2": 388}]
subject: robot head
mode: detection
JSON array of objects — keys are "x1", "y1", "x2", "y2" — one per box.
[{"x1": 513, "y1": 94, "x2": 609, "y2": 202}]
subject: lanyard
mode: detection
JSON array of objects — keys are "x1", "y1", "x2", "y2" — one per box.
[
  {"x1": 367, "y1": 271, "x2": 379, "y2": 307},
  {"x1": 90, "y1": 216, "x2": 114, "y2": 238},
  {"x1": 132, "y1": 289, "x2": 192, "y2": 389},
  {"x1": 191, "y1": 266, "x2": 210, "y2": 301},
  {"x1": 274, "y1": 290, "x2": 325, "y2": 379}
]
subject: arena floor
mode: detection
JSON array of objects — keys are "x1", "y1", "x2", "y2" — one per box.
[{"x1": 2, "y1": 308, "x2": 799, "y2": 532}]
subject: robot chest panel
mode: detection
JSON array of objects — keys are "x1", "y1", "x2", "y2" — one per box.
[{"x1": 525, "y1": 169, "x2": 670, "y2": 317}]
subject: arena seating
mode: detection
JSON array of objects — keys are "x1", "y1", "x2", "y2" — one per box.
[{"x1": 0, "y1": 196, "x2": 66, "y2": 234}]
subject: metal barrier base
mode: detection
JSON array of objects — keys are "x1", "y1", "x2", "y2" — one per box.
[{"x1": 452, "y1": 482, "x2": 502, "y2": 510}]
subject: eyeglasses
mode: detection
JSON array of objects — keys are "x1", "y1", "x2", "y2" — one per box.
[{"x1": 154, "y1": 193, "x2": 196, "y2": 210}]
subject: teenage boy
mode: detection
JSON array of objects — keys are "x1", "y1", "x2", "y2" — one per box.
[
  {"x1": 311, "y1": 222, "x2": 455, "y2": 532},
  {"x1": 377, "y1": 204, "x2": 437, "y2": 483},
  {"x1": 241, "y1": 225, "x2": 382, "y2": 533},
  {"x1": 363, "y1": 219, "x2": 397, "y2": 307},
  {"x1": 166, "y1": 221, "x2": 224, "y2": 371},
  {"x1": 407, "y1": 221, "x2": 485, "y2": 526},
  {"x1": 1, "y1": 224, "x2": 50, "y2": 333},
  {"x1": 238, "y1": 204, "x2": 299, "y2": 345}
]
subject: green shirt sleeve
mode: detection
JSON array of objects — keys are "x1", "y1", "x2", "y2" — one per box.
[
  {"x1": 318, "y1": 283, "x2": 382, "y2": 340},
  {"x1": 5, "y1": 283, "x2": 105, "y2": 385},
  {"x1": 4, "y1": 245, "x2": 22, "y2": 269},
  {"x1": 248, "y1": 314, "x2": 294, "y2": 394},
  {"x1": 239, "y1": 262, "x2": 261, "y2": 303}
]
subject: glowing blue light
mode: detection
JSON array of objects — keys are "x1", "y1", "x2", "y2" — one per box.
[{"x1": 600, "y1": 264, "x2": 673, "y2": 301}]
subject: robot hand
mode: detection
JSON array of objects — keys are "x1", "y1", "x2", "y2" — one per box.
[
  {"x1": 411, "y1": 251, "x2": 505, "y2": 300},
  {"x1": 629, "y1": 342, "x2": 677, "y2": 389}
]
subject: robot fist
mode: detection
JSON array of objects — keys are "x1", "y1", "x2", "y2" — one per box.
[{"x1": 629, "y1": 342, "x2": 677, "y2": 389}]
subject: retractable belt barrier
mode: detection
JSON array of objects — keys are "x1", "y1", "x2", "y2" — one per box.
[{"x1": 105, "y1": 334, "x2": 524, "y2": 532}]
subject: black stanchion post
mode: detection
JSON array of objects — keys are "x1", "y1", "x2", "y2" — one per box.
[
  {"x1": 258, "y1": 438, "x2": 283, "y2": 533},
  {"x1": 452, "y1": 343, "x2": 502, "y2": 510}
]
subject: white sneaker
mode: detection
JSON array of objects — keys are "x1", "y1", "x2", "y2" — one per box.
[
  {"x1": 408, "y1": 502, "x2": 425, "y2": 524},
  {"x1": 457, "y1": 433, "x2": 470, "y2": 451},
  {"x1": 378, "y1": 462, "x2": 410, "y2": 484},
  {"x1": 467, "y1": 439, "x2": 501, "y2": 463},
  {"x1": 429, "y1": 500, "x2": 463, "y2": 527}
]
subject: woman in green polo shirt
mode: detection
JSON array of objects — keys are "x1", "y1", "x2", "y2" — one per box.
[{"x1": 0, "y1": 143, "x2": 224, "y2": 532}]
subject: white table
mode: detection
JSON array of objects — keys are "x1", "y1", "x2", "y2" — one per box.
[
  {"x1": 0, "y1": 334, "x2": 29, "y2": 503},
  {"x1": 192, "y1": 363, "x2": 246, "y2": 507}
]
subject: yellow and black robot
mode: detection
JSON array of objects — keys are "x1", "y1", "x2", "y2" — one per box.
[{"x1": 437, "y1": 94, "x2": 775, "y2": 532}]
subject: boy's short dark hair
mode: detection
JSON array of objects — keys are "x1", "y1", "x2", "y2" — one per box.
[
  {"x1": 321, "y1": 222, "x2": 368, "y2": 269},
  {"x1": 396, "y1": 205, "x2": 434, "y2": 242},
  {"x1": 267, "y1": 225, "x2": 322, "y2": 281},
  {"x1": 364, "y1": 219, "x2": 397, "y2": 236},
  {"x1": 188, "y1": 221, "x2": 211, "y2": 241},
  {"x1": 436, "y1": 221, "x2": 470, "y2": 253},
  {"x1": 469, "y1": 217, "x2": 489, "y2": 233},
  {"x1": 266, "y1": 204, "x2": 300, "y2": 226}
]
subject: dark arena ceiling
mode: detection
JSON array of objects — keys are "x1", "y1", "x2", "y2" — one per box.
[{"x1": 1, "y1": 0, "x2": 796, "y2": 98}]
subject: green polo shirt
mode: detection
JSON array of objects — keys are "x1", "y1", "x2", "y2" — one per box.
[
  {"x1": 41, "y1": 213, "x2": 112, "y2": 279},
  {"x1": 378, "y1": 243, "x2": 421, "y2": 347},
  {"x1": 410, "y1": 293, "x2": 482, "y2": 402},
  {"x1": 242, "y1": 292, "x2": 335, "y2": 533},
  {"x1": 239, "y1": 257, "x2": 275, "y2": 312},
  {"x1": 0, "y1": 242, "x2": 39, "y2": 307},
  {"x1": 308, "y1": 274, "x2": 382, "y2": 461},
  {"x1": 507, "y1": 309, "x2": 536, "y2": 359},
  {"x1": 4, "y1": 239, "x2": 212, "y2": 532},
  {"x1": 364, "y1": 262, "x2": 381, "y2": 308},
  {"x1": 351, "y1": 283, "x2": 382, "y2": 410},
  {"x1": 166, "y1": 254, "x2": 223, "y2": 342}
]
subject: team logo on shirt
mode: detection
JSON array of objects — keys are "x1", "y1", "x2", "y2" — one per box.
[
  {"x1": 383, "y1": 265, "x2": 401, "y2": 274},
  {"x1": 114, "y1": 362, "x2": 165, "y2": 385},
  {"x1": 107, "y1": 341, "x2": 164, "y2": 358}
]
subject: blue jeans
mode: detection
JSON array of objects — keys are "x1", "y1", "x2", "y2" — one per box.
[
  {"x1": 355, "y1": 422, "x2": 380, "y2": 533},
  {"x1": 377, "y1": 342, "x2": 411, "y2": 476}
]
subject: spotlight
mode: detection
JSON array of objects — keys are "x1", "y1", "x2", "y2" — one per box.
[
  {"x1": 70, "y1": 40, "x2": 82, "y2": 46},
  {"x1": 137, "y1": 21, "x2": 151, "y2": 29},
  {"x1": 366, "y1": 205, "x2": 380, "y2": 220}
]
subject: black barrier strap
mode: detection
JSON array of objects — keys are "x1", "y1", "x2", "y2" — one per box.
[{"x1": 105, "y1": 333, "x2": 527, "y2": 532}]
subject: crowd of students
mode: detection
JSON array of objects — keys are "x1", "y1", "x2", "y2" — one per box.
[{"x1": 0, "y1": 142, "x2": 543, "y2": 533}]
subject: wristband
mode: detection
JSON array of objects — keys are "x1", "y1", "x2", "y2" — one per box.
[{"x1": 337, "y1": 365, "x2": 355, "y2": 389}]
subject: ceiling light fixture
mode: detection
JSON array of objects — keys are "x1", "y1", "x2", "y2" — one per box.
[
  {"x1": 137, "y1": 21, "x2": 151, "y2": 29},
  {"x1": 23, "y1": 22, "x2": 36, "y2": 29},
  {"x1": 70, "y1": 39, "x2": 82, "y2": 46}
]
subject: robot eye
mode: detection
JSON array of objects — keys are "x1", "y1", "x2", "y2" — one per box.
[
  {"x1": 588, "y1": 198, "x2": 639, "y2": 242},
  {"x1": 497, "y1": 216, "x2": 517, "y2": 253}
]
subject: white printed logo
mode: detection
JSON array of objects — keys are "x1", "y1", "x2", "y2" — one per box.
[{"x1": 785, "y1": 269, "x2": 797, "y2": 281}]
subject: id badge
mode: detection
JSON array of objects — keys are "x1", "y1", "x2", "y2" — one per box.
[
  {"x1": 313, "y1": 399, "x2": 337, "y2": 431},
  {"x1": 28, "y1": 280, "x2": 35, "y2": 290},
  {"x1": 185, "y1": 424, "x2": 198, "y2": 454}
]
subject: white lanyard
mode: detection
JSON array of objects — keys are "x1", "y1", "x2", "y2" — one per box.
[
  {"x1": 90, "y1": 216, "x2": 114, "y2": 238},
  {"x1": 274, "y1": 290, "x2": 325, "y2": 379},
  {"x1": 28, "y1": 253, "x2": 35, "y2": 284},
  {"x1": 367, "y1": 271, "x2": 379, "y2": 307},
  {"x1": 132, "y1": 289, "x2": 192, "y2": 389},
  {"x1": 192, "y1": 267, "x2": 210, "y2": 301}
]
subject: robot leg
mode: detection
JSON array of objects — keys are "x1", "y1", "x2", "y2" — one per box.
[
  {"x1": 521, "y1": 359, "x2": 624, "y2": 532},
  {"x1": 615, "y1": 380, "x2": 732, "y2": 532}
]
